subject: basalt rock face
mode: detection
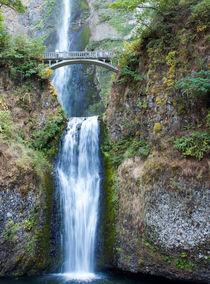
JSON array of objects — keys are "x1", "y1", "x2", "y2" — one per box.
[
  {"x1": 102, "y1": 2, "x2": 210, "y2": 282},
  {"x1": 85, "y1": 0, "x2": 135, "y2": 114},
  {"x1": 3, "y1": 0, "x2": 62, "y2": 49},
  {"x1": 0, "y1": 71, "x2": 66, "y2": 276}
]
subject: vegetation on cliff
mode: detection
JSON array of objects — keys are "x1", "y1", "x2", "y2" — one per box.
[
  {"x1": 0, "y1": 0, "x2": 26, "y2": 13},
  {"x1": 102, "y1": 0, "x2": 210, "y2": 281},
  {"x1": 0, "y1": 11, "x2": 66, "y2": 276},
  {"x1": 108, "y1": 0, "x2": 209, "y2": 159}
]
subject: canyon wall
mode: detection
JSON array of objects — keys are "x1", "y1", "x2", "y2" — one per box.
[
  {"x1": 100, "y1": 1, "x2": 210, "y2": 281},
  {"x1": 0, "y1": 66, "x2": 66, "y2": 276}
]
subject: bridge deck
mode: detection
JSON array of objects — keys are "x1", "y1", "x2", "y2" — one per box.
[
  {"x1": 43, "y1": 51, "x2": 115, "y2": 60},
  {"x1": 42, "y1": 51, "x2": 119, "y2": 72}
]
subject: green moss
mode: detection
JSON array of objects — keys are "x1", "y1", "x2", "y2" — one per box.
[
  {"x1": 2, "y1": 221, "x2": 19, "y2": 242},
  {"x1": 97, "y1": 118, "x2": 117, "y2": 267},
  {"x1": 155, "y1": 97, "x2": 162, "y2": 105},
  {"x1": 22, "y1": 172, "x2": 55, "y2": 271},
  {"x1": 35, "y1": 173, "x2": 55, "y2": 269},
  {"x1": 77, "y1": 26, "x2": 90, "y2": 50},
  {"x1": 153, "y1": 123, "x2": 162, "y2": 133}
]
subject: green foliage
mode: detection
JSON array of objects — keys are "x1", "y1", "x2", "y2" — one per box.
[
  {"x1": 28, "y1": 109, "x2": 66, "y2": 155},
  {"x1": 110, "y1": 0, "x2": 158, "y2": 11},
  {"x1": 0, "y1": 109, "x2": 65, "y2": 180},
  {"x1": 23, "y1": 213, "x2": 38, "y2": 232},
  {"x1": 2, "y1": 220, "x2": 19, "y2": 242},
  {"x1": 190, "y1": 0, "x2": 210, "y2": 25},
  {"x1": 173, "y1": 131, "x2": 210, "y2": 160},
  {"x1": 38, "y1": 67, "x2": 53, "y2": 80},
  {"x1": 143, "y1": 239, "x2": 156, "y2": 251},
  {"x1": 110, "y1": 0, "x2": 181, "y2": 12},
  {"x1": 116, "y1": 40, "x2": 144, "y2": 83},
  {"x1": 102, "y1": 136, "x2": 130, "y2": 168},
  {"x1": 0, "y1": 110, "x2": 25, "y2": 142},
  {"x1": 0, "y1": 14, "x2": 10, "y2": 49},
  {"x1": 108, "y1": 10, "x2": 135, "y2": 37},
  {"x1": 0, "y1": 26, "x2": 46, "y2": 82},
  {"x1": 126, "y1": 139, "x2": 150, "y2": 158},
  {"x1": 0, "y1": 0, "x2": 26, "y2": 13},
  {"x1": 42, "y1": 0, "x2": 56, "y2": 18},
  {"x1": 153, "y1": 122, "x2": 162, "y2": 133},
  {"x1": 175, "y1": 71, "x2": 210, "y2": 102},
  {"x1": 174, "y1": 254, "x2": 195, "y2": 270},
  {"x1": 110, "y1": 0, "x2": 180, "y2": 34},
  {"x1": 121, "y1": 65, "x2": 144, "y2": 83},
  {"x1": 0, "y1": 110, "x2": 14, "y2": 138},
  {"x1": 102, "y1": 136, "x2": 150, "y2": 168}
]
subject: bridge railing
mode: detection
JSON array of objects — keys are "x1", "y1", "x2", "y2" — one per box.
[{"x1": 42, "y1": 51, "x2": 115, "y2": 59}]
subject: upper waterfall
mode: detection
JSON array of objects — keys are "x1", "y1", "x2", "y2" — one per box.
[{"x1": 52, "y1": 0, "x2": 72, "y2": 113}]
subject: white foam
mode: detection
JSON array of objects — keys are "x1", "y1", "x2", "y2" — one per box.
[{"x1": 50, "y1": 272, "x2": 100, "y2": 282}]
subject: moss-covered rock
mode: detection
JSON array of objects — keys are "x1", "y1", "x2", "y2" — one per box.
[
  {"x1": 96, "y1": 118, "x2": 117, "y2": 269},
  {"x1": 0, "y1": 70, "x2": 66, "y2": 277},
  {"x1": 102, "y1": 0, "x2": 210, "y2": 281}
]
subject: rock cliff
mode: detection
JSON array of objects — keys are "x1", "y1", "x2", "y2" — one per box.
[
  {"x1": 0, "y1": 66, "x2": 66, "y2": 276},
  {"x1": 101, "y1": 1, "x2": 210, "y2": 281},
  {"x1": 2, "y1": 0, "x2": 61, "y2": 46}
]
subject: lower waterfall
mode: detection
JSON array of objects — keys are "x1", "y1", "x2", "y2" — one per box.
[{"x1": 56, "y1": 116, "x2": 101, "y2": 280}]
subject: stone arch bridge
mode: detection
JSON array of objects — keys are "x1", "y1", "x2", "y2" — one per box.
[{"x1": 42, "y1": 51, "x2": 120, "y2": 73}]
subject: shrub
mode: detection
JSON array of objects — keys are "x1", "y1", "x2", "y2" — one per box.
[
  {"x1": 102, "y1": 136, "x2": 150, "y2": 168},
  {"x1": 0, "y1": 111, "x2": 14, "y2": 138},
  {"x1": 38, "y1": 67, "x2": 53, "y2": 80},
  {"x1": 190, "y1": 0, "x2": 210, "y2": 25},
  {"x1": 0, "y1": 27, "x2": 46, "y2": 82},
  {"x1": 28, "y1": 109, "x2": 66, "y2": 155},
  {"x1": 173, "y1": 131, "x2": 210, "y2": 160},
  {"x1": 175, "y1": 70, "x2": 210, "y2": 102},
  {"x1": 126, "y1": 139, "x2": 150, "y2": 158}
]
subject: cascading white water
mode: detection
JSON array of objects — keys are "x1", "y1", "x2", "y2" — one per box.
[
  {"x1": 56, "y1": 117, "x2": 100, "y2": 279},
  {"x1": 52, "y1": 0, "x2": 101, "y2": 279},
  {"x1": 52, "y1": 0, "x2": 72, "y2": 111}
]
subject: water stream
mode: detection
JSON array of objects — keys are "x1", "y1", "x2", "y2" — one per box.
[
  {"x1": 52, "y1": 0, "x2": 101, "y2": 280},
  {"x1": 51, "y1": 0, "x2": 72, "y2": 113},
  {"x1": 56, "y1": 117, "x2": 100, "y2": 280}
]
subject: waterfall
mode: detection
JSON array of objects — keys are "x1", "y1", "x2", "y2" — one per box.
[
  {"x1": 52, "y1": 0, "x2": 101, "y2": 280},
  {"x1": 56, "y1": 117, "x2": 100, "y2": 279},
  {"x1": 52, "y1": 0, "x2": 72, "y2": 113}
]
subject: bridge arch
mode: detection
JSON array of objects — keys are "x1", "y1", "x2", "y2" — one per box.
[{"x1": 49, "y1": 59, "x2": 119, "y2": 73}]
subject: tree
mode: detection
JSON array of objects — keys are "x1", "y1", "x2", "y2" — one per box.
[
  {"x1": 0, "y1": 0, "x2": 26, "y2": 13},
  {"x1": 110, "y1": 0, "x2": 179, "y2": 34},
  {"x1": 110, "y1": 0, "x2": 178, "y2": 11}
]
